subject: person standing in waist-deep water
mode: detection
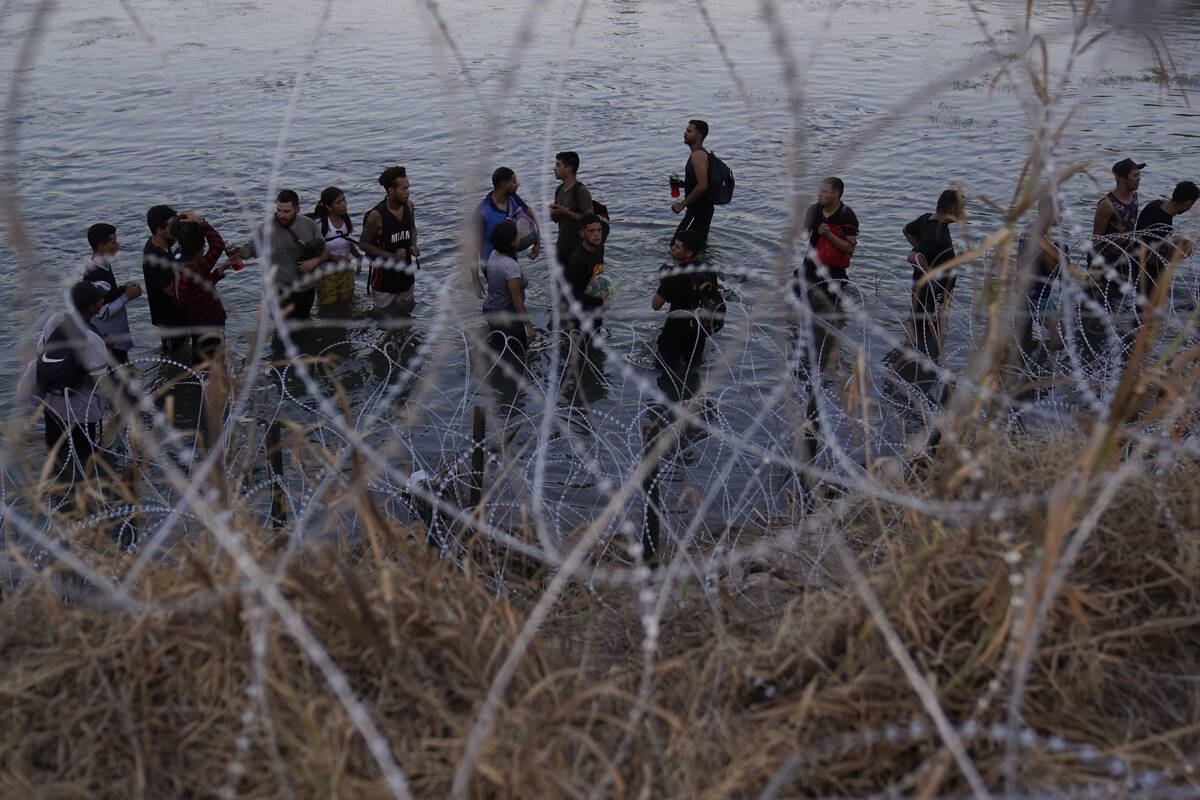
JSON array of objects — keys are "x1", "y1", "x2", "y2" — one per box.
[
  {"x1": 1136, "y1": 179, "x2": 1198, "y2": 302},
  {"x1": 15, "y1": 281, "x2": 111, "y2": 480},
  {"x1": 903, "y1": 188, "x2": 964, "y2": 363},
  {"x1": 170, "y1": 214, "x2": 233, "y2": 367},
  {"x1": 1091, "y1": 157, "x2": 1144, "y2": 307},
  {"x1": 360, "y1": 166, "x2": 420, "y2": 315},
  {"x1": 563, "y1": 213, "x2": 607, "y2": 332},
  {"x1": 652, "y1": 229, "x2": 716, "y2": 371},
  {"x1": 549, "y1": 150, "x2": 594, "y2": 268},
  {"x1": 1015, "y1": 194, "x2": 1068, "y2": 375},
  {"x1": 230, "y1": 189, "x2": 329, "y2": 322},
  {"x1": 481, "y1": 220, "x2": 535, "y2": 363},
  {"x1": 84, "y1": 222, "x2": 142, "y2": 364},
  {"x1": 669, "y1": 119, "x2": 715, "y2": 247},
  {"x1": 310, "y1": 186, "x2": 362, "y2": 316},
  {"x1": 143, "y1": 205, "x2": 189, "y2": 354},
  {"x1": 797, "y1": 177, "x2": 859, "y2": 371},
  {"x1": 477, "y1": 166, "x2": 540, "y2": 269}
]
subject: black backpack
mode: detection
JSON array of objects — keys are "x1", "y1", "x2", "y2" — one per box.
[
  {"x1": 705, "y1": 150, "x2": 735, "y2": 205},
  {"x1": 36, "y1": 323, "x2": 85, "y2": 394},
  {"x1": 695, "y1": 275, "x2": 726, "y2": 335}
]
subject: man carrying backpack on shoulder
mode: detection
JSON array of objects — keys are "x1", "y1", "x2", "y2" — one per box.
[
  {"x1": 16, "y1": 281, "x2": 112, "y2": 478},
  {"x1": 669, "y1": 119, "x2": 734, "y2": 249},
  {"x1": 670, "y1": 120, "x2": 714, "y2": 247},
  {"x1": 549, "y1": 151, "x2": 595, "y2": 268}
]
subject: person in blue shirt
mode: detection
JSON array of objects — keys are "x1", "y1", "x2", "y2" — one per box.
[{"x1": 476, "y1": 167, "x2": 540, "y2": 277}]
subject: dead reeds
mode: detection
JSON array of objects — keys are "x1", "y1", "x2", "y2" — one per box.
[{"x1": 2, "y1": 428, "x2": 1199, "y2": 798}]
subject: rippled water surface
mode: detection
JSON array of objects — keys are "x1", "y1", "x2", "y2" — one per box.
[{"x1": 3, "y1": 0, "x2": 1199, "y2": 526}]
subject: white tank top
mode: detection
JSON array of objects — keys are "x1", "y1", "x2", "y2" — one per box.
[{"x1": 322, "y1": 217, "x2": 353, "y2": 260}]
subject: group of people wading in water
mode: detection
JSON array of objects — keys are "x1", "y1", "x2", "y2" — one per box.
[{"x1": 14, "y1": 118, "x2": 1199, "y2": 500}]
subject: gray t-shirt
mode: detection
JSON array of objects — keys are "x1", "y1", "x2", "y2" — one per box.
[
  {"x1": 554, "y1": 181, "x2": 593, "y2": 258},
  {"x1": 245, "y1": 214, "x2": 323, "y2": 291},
  {"x1": 16, "y1": 311, "x2": 111, "y2": 424},
  {"x1": 482, "y1": 252, "x2": 527, "y2": 314}
]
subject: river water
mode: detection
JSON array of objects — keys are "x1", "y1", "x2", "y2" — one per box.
[{"x1": 2, "y1": 0, "x2": 1199, "y2": 539}]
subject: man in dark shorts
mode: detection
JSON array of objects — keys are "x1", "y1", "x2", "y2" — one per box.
[
  {"x1": 549, "y1": 151, "x2": 594, "y2": 268},
  {"x1": 669, "y1": 119, "x2": 715, "y2": 247},
  {"x1": 1091, "y1": 157, "x2": 1144, "y2": 307},
  {"x1": 796, "y1": 177, "x2": 859, "y2": 371},
  {"x1": 903, "y1": 188, "x2": 963, "y2": 363},
  {"x1": 231, "y1": 190, "x2": 329, "y2": 321},
  {"x1": 562, "y1": 213, "x2": 606, "y2": 332},
  {"x1": 1136, "y1": 180, "x2": 1198, "y2": 300},
  {"x1": 360, "y1": 166, "x2": 420, "y2": 314},
  {"x1": 143, "y1": 204, "x2": 189, "y2": 353}
]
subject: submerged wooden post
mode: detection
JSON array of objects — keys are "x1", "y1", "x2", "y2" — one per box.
[
  {"x1": 641, "y1": 423, "x2": 661, "y2": 564},
  {"x1": 469, "y1": 405, "x2": 486, "y2": 508},
  {"x1": 266, "y1": 421, "x2": 286, "y2": 527}
]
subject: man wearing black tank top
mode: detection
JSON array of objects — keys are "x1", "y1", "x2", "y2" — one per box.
[
  {"x1": 360, "y1": 166, "x2": 420, "y2": 314},
  {"x1": 670, "y1": 119, "x2": 715, "y2": 248},
  {"x1": 1090, "y1": 157, "x2": 1144, "y2": 306}
]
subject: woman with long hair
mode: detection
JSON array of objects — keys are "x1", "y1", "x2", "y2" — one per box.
[
  {"x1": 481, "y1": 220, "x2": 535, "y2": 361},
  {"x1": 310, "y1": 186, "x2": 361, "y2": 313}
]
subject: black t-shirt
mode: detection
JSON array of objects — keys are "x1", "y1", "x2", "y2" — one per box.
[
  {"x1": 904, "y1": 213, "x2": 956, "y2": 281},
  {"x1": 143, "y1": 240, "x2": 185, "y2": 327},
  {"x1": 1137, "y1": 199, "x2": 1180, "y2": 286},
  {"x1": 655, "y1": 259, "x2": 716, "y2": 359},
  {"x1": 1137, "y1": 199, "x2": 1175, "y2": 243},
  {"x1": 564, "y1": 243, "x2": 604, "y2": 310},
  {"x1": 802, "y1": 201, "x2": 859, "y2": 282}
]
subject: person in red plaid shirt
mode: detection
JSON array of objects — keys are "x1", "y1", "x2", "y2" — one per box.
[{"x1": 169, "y1": 213, "x2": 236, "y2": 366}]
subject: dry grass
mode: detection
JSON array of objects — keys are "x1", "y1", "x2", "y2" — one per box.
[{"x1": 3, "y1": 431, "x2": 1199, "y2": 799}]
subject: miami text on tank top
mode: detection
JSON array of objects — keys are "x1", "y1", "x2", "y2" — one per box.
[
  {"x1": 372, "y1": 199, "x2": 413, "y2": 261},
  {"x1": 1105, "y1": 191, "x2": 1139, "y2": 236}
]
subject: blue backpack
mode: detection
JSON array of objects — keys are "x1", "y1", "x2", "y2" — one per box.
[{"x1": 705, "y1": 150, "x2": 735, "y2": 205}]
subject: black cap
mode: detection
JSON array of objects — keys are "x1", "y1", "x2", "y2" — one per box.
[{"x1": 1112, "y1": 157, "x2": 1146, "y2": 178}]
